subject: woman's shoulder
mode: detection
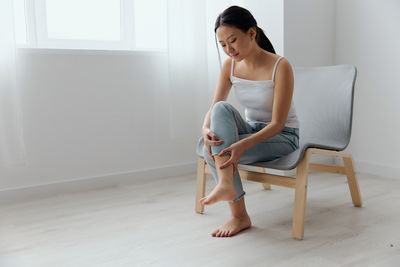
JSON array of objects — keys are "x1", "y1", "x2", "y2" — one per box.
[
  {"x1": 221, "y1": 58, "x2": 233, "y2": 77},
  {"x1": 271, "y1": 55, "x2": 294, "y2": 82},
  {"x1": 261, "y1": 51, "x2": 288, "y2": 64},
  {"x1": 222, "y1": 57, "x2": 233, "y2": 68},
  {"x1": 264, "y1": 52, "x2": 292, "y2": 71}
]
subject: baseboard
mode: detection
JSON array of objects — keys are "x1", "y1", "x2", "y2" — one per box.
[
  {"x1": 0, "y1": 162, "x2": 196, "y2": 205},
  {"x1": 335, "y1": 157, "x2": 400, "y2": 180},
  {"x1": 5, "y1": 155, "x2": 387, "y2": 205}
]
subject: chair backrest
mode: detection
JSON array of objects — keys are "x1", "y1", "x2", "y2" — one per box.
[{"x1": 293, "y1": 65, "x2": 357, "y2": 151}]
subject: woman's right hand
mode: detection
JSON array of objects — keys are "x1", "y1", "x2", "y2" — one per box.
[{"x1": 202, "y1": 128, "x2": 224, "y2": 162}]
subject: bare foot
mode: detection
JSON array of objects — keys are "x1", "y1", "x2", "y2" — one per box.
[
  {"x1": 199, "y1": 183, "x2": 236, "y2": 205},
  {"x1": 212, "y1": 215, "x2": 252, "y2": 237}
]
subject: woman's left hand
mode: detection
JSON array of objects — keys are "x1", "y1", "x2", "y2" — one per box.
[{"x1": 218, "y1": 141, "x2": 247, "y2": 175}]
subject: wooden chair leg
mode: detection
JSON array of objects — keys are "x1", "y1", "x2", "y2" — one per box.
[
  {"x1": 195, "y1": 157, "x2": 207, "y2": 213},
  {"x1": 292, "y1": 151, "x2": 310, "y2": 240},
  {"x1": 342, "y1": 155, "x2": 362, "y2": 207},
  {"x1": 262, "y1": 183, "x2": 271, "y2": 190},
  {"x1": 256, "y1": 167, "x2": 271, "y2": 190}
]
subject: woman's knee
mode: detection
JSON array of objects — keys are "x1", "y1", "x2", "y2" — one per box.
[{"x1": 211, "y1": 101, "x2": 233, "y2": 117}]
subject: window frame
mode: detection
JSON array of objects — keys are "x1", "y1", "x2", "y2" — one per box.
[{"x1": 19, "y1": 0, "x2": 165, "y2": 52}]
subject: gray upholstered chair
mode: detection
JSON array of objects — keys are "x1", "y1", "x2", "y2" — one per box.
[{"x1": 195, "y1": 64, "x2": 362, "y2": 240}]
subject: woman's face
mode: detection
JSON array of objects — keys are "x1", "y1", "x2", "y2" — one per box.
[{"x1": 216, "y1": 25, "x2": 256, "y2": 61}]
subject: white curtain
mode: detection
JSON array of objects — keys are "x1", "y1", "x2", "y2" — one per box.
[
  {"x1": 0, "y1": 0, "x2": 27, "y2": 166},
  {"x1": 166, "y1": 0, "x2": 244, "y2": 140},
  {"x1": 166, "y1": 0, "x2": 209, "y2": 140}
]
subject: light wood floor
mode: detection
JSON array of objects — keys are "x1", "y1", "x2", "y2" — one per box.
[{"x1": 1, "y1": 171, "x2": 400, "y2": 267}]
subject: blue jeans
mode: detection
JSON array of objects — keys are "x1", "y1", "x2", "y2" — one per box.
[{"x1": 196, "y1": 101, "x2": 299, "y2": 202}]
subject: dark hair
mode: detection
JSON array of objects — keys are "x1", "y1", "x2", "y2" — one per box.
[{"x1": 214, "y1": 5, "x2": 276, "y2": 63}]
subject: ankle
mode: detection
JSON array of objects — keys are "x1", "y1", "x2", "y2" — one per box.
[
  {"x1": 232, "y1": 212, "x2": 250, "y2": 219},
  {"x1": 217, "y1": 180, "x2": 234, "y2": 187}
]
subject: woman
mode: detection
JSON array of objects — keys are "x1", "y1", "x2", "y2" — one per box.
[{"x1": 196, "y1": 6, "x2": 300, "y2": 237}]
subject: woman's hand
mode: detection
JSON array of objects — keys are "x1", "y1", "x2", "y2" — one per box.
[
  {"x1": 202, "y1": 127, "x2": 224, "y2": 162},
  {"x1": 217, "y1": 141, "x2": 247, "y2": 175}
]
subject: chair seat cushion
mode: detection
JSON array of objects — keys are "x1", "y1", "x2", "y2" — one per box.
[{"x1": 197, "y1": 140, "x2": 344, "y2": 171}]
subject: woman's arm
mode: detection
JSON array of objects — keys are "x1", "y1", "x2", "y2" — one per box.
[
  {"x1": 202, "y1": 58, "x2": 233, "y2": 130},
  {"x1": 239, "y1": 58, "x2": 294, "y2": 150}
]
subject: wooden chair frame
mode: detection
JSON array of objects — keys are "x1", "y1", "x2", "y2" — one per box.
[{"x1": 195, "y1": 148, "x2": 362, "y2": 240}]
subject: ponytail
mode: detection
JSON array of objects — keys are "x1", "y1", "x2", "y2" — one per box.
[{"x1": 256, "y1": 26, "x2": 276, "y2": 54}]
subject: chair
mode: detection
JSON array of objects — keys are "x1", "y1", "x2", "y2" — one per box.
[{"x1": 194, "y1": 64, "x2": 362, "y2": 240}]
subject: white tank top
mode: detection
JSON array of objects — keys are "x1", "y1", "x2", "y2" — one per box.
[{"x1": 231, "y1": 57, "x2": 299, "y2": 128}]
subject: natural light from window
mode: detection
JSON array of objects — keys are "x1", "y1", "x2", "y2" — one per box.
[
  {"x1": 46, "y1": 0, "x2": 121, "y2": 41},
  {"x1": 13, "y1": 0, "x2": 27, "y2": 45},
  {"x1": 134, "y1": 0, "x2": 167, "y2": 50},
  {"x1": 13, "y1": 0, "x2": 167, "y2": 51}
]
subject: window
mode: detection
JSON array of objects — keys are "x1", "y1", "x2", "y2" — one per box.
[
  {"x1": 13, "y1": 0, "x2": 167, "y2": 51},
  {"x1": 134, "y1": 0, "x2": 167, "y2": 50},
  {"x1": 46, "y1": 0, "x2": 121, "y2": 41},
  {"x1": 13, "y1": 0, "x2": 27, "y2": 45}
]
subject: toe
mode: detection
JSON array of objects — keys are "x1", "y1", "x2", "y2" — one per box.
[
  {"x1": 202, "y1": 197, "x2": 211, "y2": 205},
  {"x1": 221, "y1": 231, "x2": 226, "y2": 237},
  {"x1": 205, "y1": 196, "x2": 215, "y2": 205},
  {"x1": 213, "y1": 230, "x2": 219, "y2": 237},
  {"x1": 216, "y1": 230, "x2": 222, "y2": 237},
  {"x1": 211, "y1": 229, "x2": 218, "y2": 237},
  {"x1": 218, "y1": 230, "x2": 224, "y2": 237}
]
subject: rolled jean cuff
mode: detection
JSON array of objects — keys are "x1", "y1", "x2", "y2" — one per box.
[
  {"x1": 211, "y1": 151, "x2": 231, "y2": 157},
  {"x1": 230, "y1": 191, "x2": 246, "y2": 203},
  {"x1": 211, "y1": 145, "x2": 229, "y2": 156}
]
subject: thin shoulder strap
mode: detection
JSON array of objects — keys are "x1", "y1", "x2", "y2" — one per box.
[
  {"x1": 230, "y1": 58, "x2": 235, "y2": 76},
  {"x1": 272, "y1": 56, "x2": 284, "y2": 81}
]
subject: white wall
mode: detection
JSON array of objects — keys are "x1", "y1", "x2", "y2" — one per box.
[
  {"x1": 284, "y1": 0, "x2": 336, "y2": 67},
  {"x1": 245, "y1": 0, "x2": 284, "y2": 55},
  {"x1": 0, "y1": 49, "x2": 205, "y2": 191},
  {"x1": 336, "y1": 0, "x2": 400, "y2": 179}
]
